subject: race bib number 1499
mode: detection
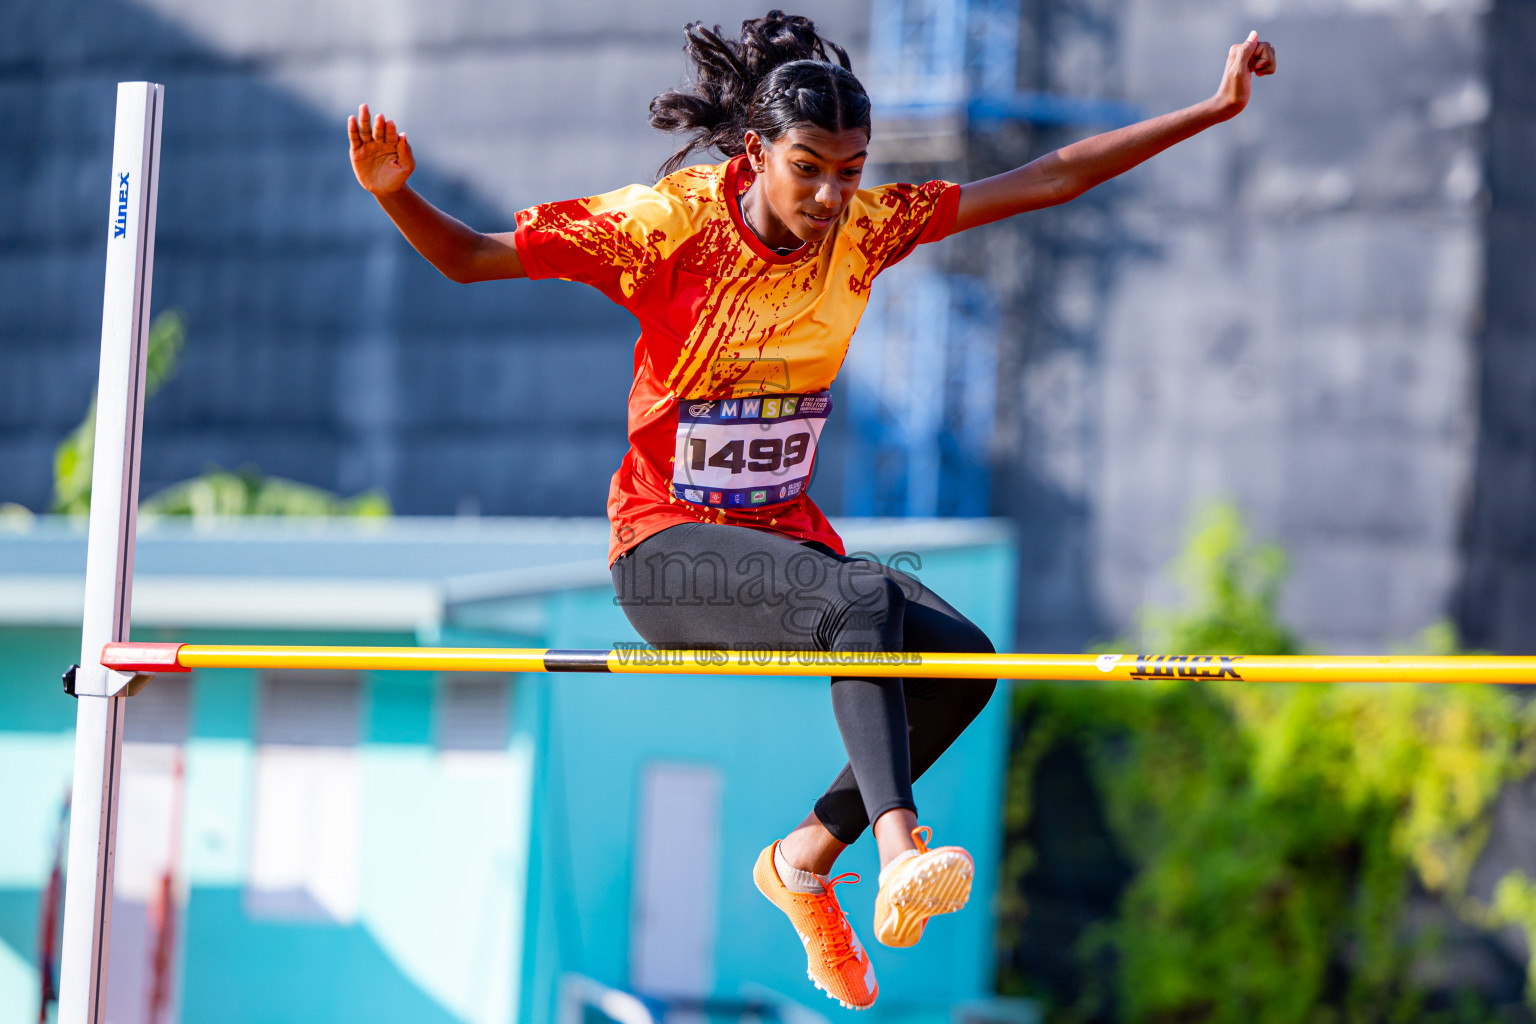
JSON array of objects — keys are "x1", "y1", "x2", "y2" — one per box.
[{"x1": 672, "y1": 391, "x2": 832, "y2": 510}]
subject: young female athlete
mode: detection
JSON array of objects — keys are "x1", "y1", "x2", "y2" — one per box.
[{"x1": 349, "y1": 10, "x2": 1274, "y2": 1009}]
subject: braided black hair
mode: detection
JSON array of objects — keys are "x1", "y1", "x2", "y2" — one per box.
[{"x1": 649, "y1": 10, "x2": 872, "y2": 177}]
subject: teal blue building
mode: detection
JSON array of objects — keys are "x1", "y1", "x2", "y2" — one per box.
[{"x1": 0, "y1": 516, "x2": 1017, "y2": 1024}]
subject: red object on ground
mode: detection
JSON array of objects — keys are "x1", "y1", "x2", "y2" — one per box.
[
  {"x1": 100, "y1": 642, "x2": 190, "y2": 673},
  {"x1": 146, "y1": 753, "x2": 184, "y2": 1024},
  {"x1": 37, "y1": 795, "x2": 68, "y2": 1023}
]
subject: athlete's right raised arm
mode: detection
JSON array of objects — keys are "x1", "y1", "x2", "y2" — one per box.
[{"x1": 348, "y1": 103, "x2": 525, "y2": 283}]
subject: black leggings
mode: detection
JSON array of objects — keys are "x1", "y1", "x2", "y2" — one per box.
[{"x1": 611, "y1": 522, "x2": 997, "y2": 844}]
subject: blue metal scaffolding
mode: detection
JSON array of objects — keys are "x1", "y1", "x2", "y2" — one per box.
[
  {"x1": 868, "y1": 0, "x2": 1141, "y2": 127},
  {"x1": 846, "y1": 0, "x2": 1137, "y2": 517},
  {"x1": 844, "y1": 268, "x2": 999, "y2": 517}
]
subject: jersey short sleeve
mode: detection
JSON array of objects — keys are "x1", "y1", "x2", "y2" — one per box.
[
  {"x1": 513, "y1": 184, "x2": 684, "y2": 307},
  {"x1": 853, "y1": 179, "x2": 961, "y2": 277}
]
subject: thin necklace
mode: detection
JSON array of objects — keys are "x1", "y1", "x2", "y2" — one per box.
[{"x1": 740, "y1": 182, "x2": 806, "y2": 256}]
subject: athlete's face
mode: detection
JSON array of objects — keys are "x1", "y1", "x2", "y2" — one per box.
[{"x1": 743, "y1": 125, "x2": 869, "y2": 248}]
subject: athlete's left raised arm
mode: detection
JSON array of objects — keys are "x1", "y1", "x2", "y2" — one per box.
[{"x1": 952, "y1": 31, "x2": 1276, "y2": 234}]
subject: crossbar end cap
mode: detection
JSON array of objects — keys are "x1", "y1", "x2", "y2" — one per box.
[{"x1": 101, "y1": 641, "x2": 189, "y2": 673}]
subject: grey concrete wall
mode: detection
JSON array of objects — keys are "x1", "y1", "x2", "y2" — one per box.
[
  {"x1": 1083, "y1": 0, "x2": 1488, "y2": 651},
  {"x1": 0, "y1": 1, "x2": 867, "y2": 515}
]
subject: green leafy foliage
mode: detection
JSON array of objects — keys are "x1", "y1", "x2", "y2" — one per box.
[
  {"x1": 50, "y1": 310, "x2": 390, "y2": 519},
  {"x1": 1133, "y1": 502, "x2": 1298, "y2": 657},
  {"x1": 1000, "y1": 501, "x2": 1536, "y2": 1023},
  {"x1": 52, "y1": 310, "x2": 186, "y2": 514},
  {"x1": 139, "y1": 466, "x2": 389, "y2": 518},
  {"x1": 1492, "y1": 874, "x2": 1536, "y2": 1005}
]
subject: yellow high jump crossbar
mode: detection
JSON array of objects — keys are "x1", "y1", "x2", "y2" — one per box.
[{"x1": 100, "y1": 642, "x2": 1536, "y2": 685}]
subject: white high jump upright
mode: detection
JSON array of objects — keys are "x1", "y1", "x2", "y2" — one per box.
[{"x1": 58, "y1": 81, "x2": 164, "y2": 1024}]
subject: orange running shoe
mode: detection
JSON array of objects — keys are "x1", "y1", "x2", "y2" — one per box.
[
  {"x1": 872, "y1": 826, "x2": 973, "y2": 948},
  {"x1": 753, "y1": 842, "x2": 878, "y2": 1010}
]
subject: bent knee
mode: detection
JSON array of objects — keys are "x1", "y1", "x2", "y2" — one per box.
[{"x1": 940, "y1": 619, "x2": 996, "y2": 657}]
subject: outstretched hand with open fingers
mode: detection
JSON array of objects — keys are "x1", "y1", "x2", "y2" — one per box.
[
  {"x1": 1214, "y1": 30, "x2": 1277, "y2": 118},
  {"x1": 348, "y1": 103, "x2": 415, "y2": 195}
]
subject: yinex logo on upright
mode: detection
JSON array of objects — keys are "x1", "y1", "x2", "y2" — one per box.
[{"x1": 112, "y1": 172, "x2": 130, "y2": 238}]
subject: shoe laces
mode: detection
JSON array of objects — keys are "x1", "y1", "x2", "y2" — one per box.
[
  {"x1": 911, "y1": 825, "x2": 932, "y2": 854},
  {"x1": 808, "y1": 872, "x2": 862, "y2": 967}
]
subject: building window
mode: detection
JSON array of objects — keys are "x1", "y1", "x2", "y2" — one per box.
[
  {"x1": 435, "y1": 673, "x2": 513, "y2": 753},
  {"x1": 246, "y1": 671, "x2": 362, "y2": 923}
]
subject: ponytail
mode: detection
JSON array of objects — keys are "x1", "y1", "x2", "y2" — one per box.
[{"x1": 649, "y1": 10, "x2": 872, "y2": 177}]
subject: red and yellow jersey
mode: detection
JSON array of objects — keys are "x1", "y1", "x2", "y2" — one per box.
[{"x1": 513, "y1": 154, "x2": 959, "y2": 564}]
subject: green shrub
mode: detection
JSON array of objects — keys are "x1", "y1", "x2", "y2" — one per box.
[
  {"x1": 52, "y1": 310, "x2": 185, "y2": 514},
  {"x1": 1000, "y1": 502, "x2": 1536, "y2": 1023},
  {"x1": 139, "y1": 466, "x2": 389, "y2": 518}
]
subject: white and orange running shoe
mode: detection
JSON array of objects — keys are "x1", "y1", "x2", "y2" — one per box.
[
  {"x1": 872, "y1": 826, "x2": 974, "y2": 948},
  {"x1": 753, "y1": 842, "x2": 878, "y2": 1010}
]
